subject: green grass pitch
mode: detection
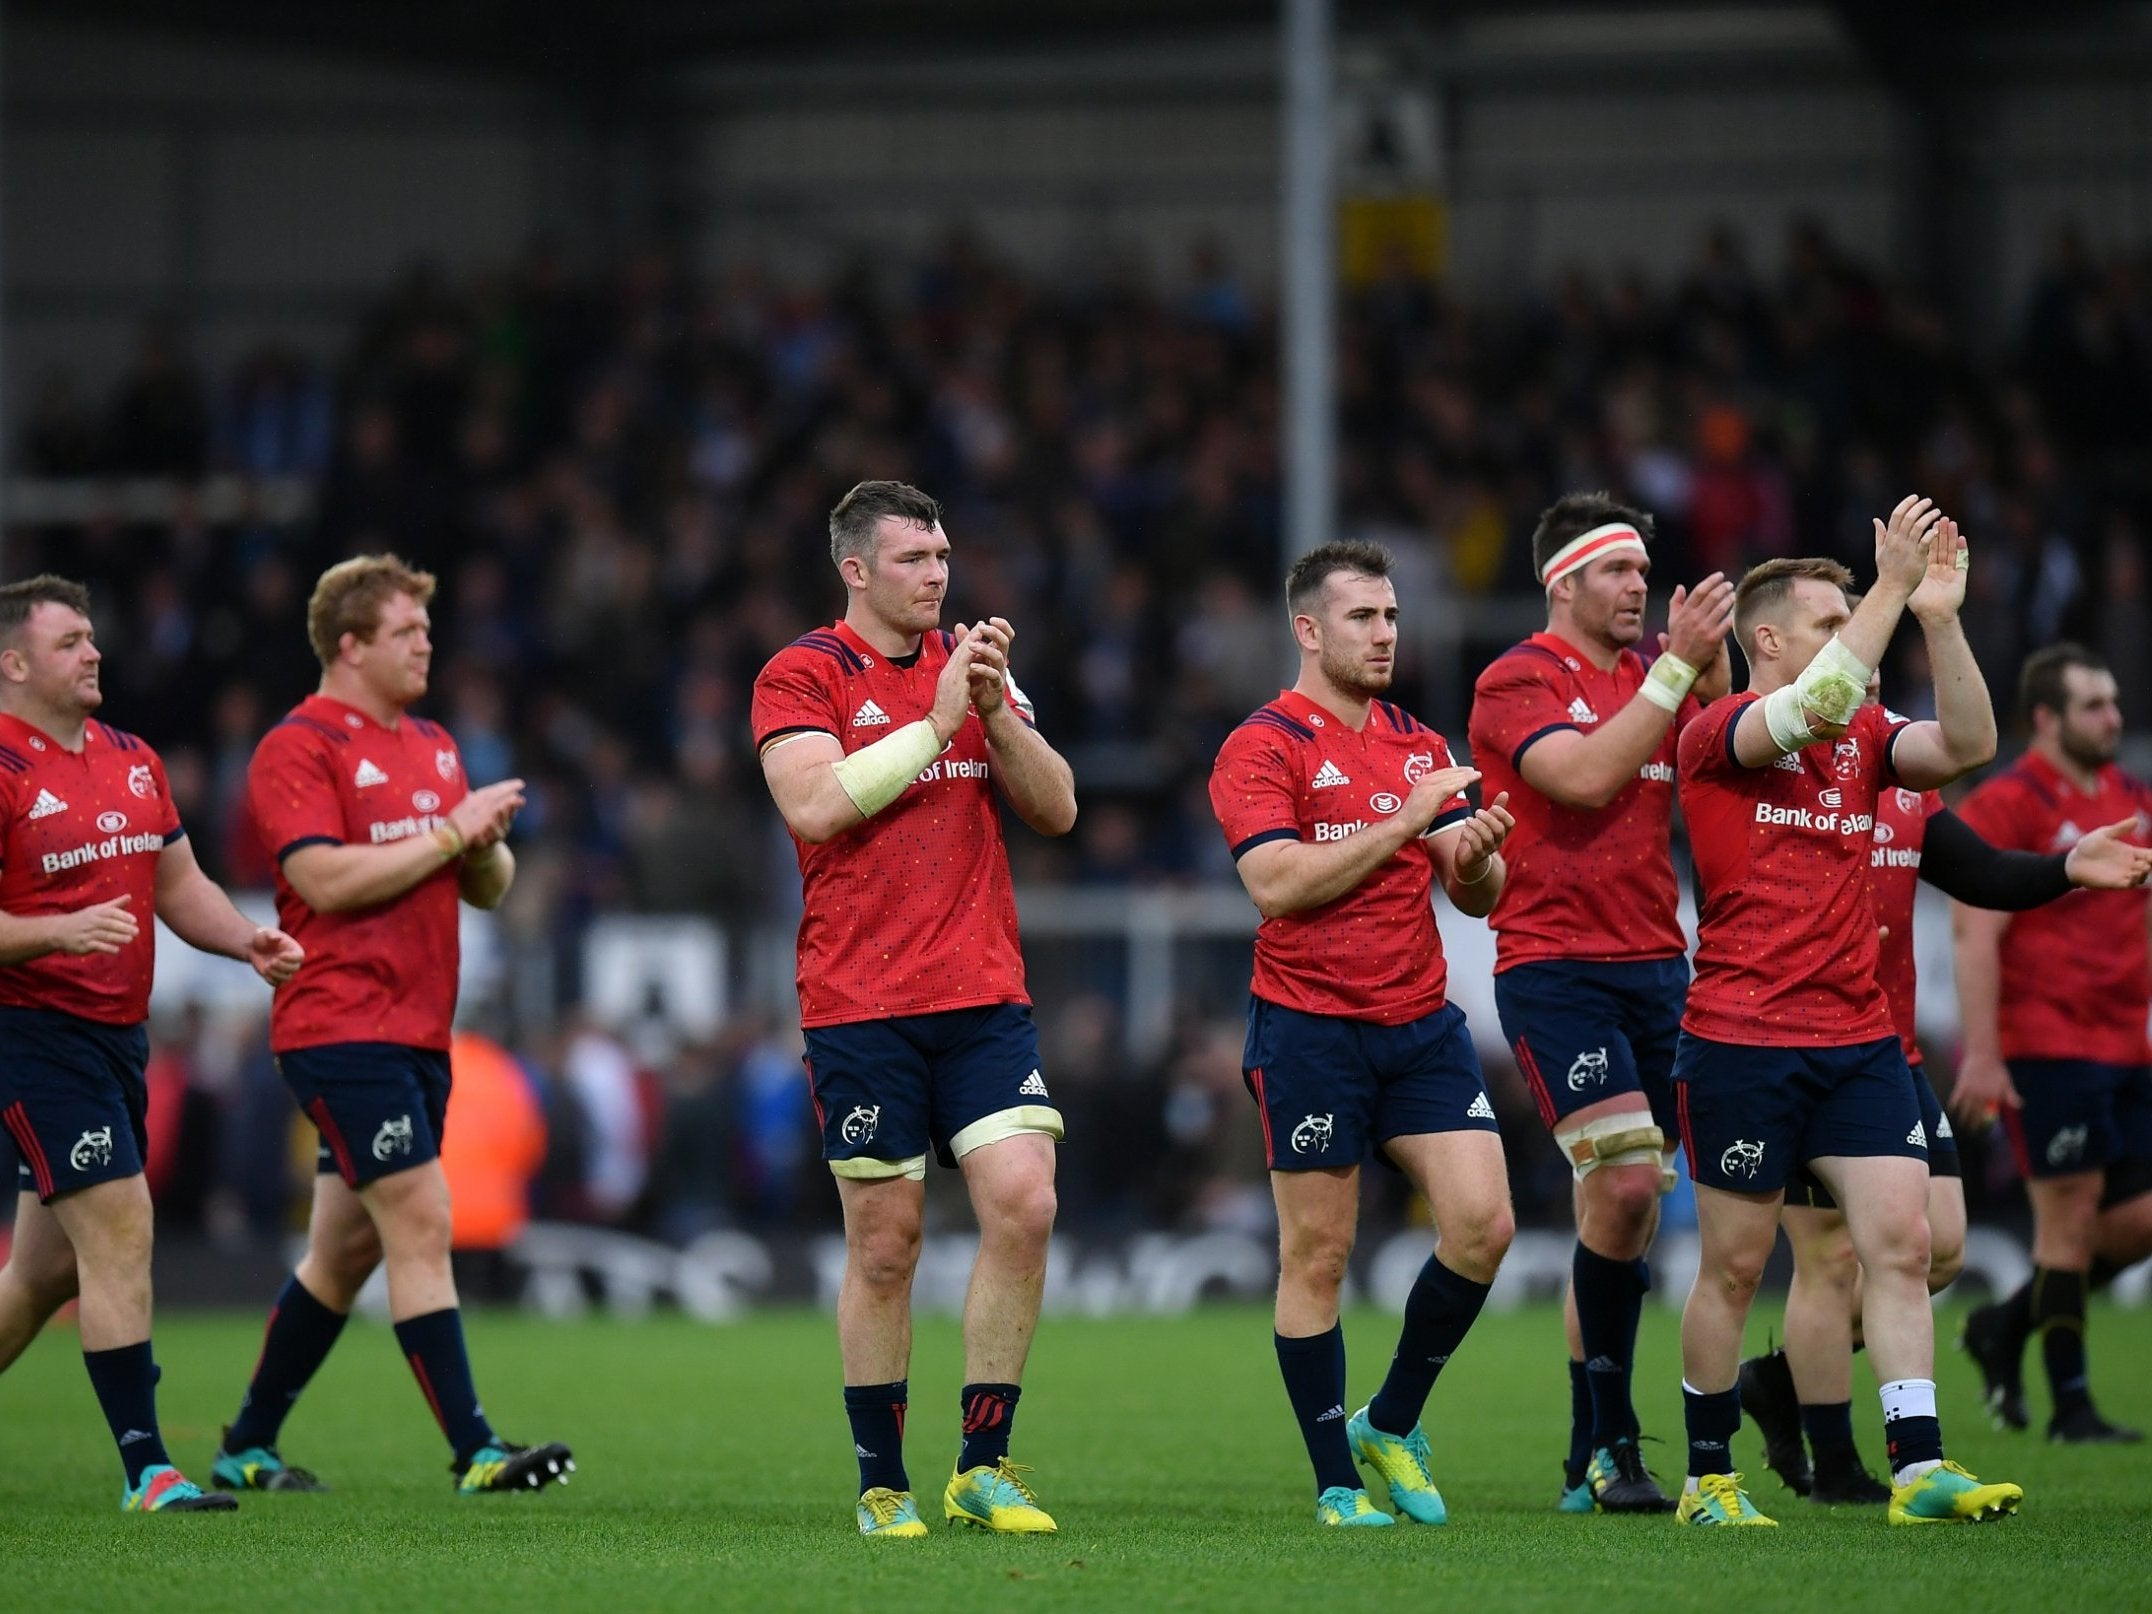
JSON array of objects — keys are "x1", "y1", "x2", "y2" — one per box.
[{"x1": 3, "y1": 1302, "x2": 2148, "y2": 1612}]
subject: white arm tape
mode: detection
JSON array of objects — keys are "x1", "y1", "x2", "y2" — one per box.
[
  {"x1": 1763, "y1": 634, "x2": 1872, "y2": 750},
  {"x1": 1639, "y1": 652, "x2": 1699, "y2": 713},
  {"x1": 830, "y1": 718, "x2": 943, "y2": 818}
]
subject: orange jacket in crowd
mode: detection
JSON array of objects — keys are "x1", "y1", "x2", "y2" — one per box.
[{"x1": 442, "y1": 1030, "x2": 547, "y2": 1251}]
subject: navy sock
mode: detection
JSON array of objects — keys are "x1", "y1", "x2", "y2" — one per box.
[
  {"x1": 1800, "y1": 1400, "x2": 1857, "y2": 1465},
  {"x1": 1275, "y1": 1326, "x2": 1359, "y2": 1495},
  {"x1": 83, "y1": 1342, "x2": 170, "y2": 1487},
  {"x1": 226, "y1": 1273, "x2": 348, "y2": 1452},
  {"x1": 2088, "y1": 1255, "x2": 2124, "y2": 1293},
  {"x1": 393, "y1": 1308, "x2": 497, "y2": 1464},
  {"x1": 844, "y1": 1381, "x2": 909, "y2": 1494},
  {"x1": 957, "y1": 1382, "x2": 1021, "y2": 1474},
  {"x1": 1565, "y1": 1358, "x2": 1593, "y2": 1488},
  {"x1": 1683, "y1": 1383, "x2": 1741, "y2": 1478},
  {"x1": 1572, "y1": 1243, "x2": 1646, "y2": 1446},
  {"x1": 2030, "y1": 1266, "x2": 2091, "y2": 1415},
  {"x1": 1367, "y1": 1255, "x2": 1491, "y2": 1437}
]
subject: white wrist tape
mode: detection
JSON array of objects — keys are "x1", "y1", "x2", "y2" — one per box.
[
  {"x1": 830, "y1": 719, "x2": 942, "y2": 818},
  {"x1": 1639, "y1": 653, "x2": 1699, "y2": 713},
  {"x1": 1763, "y1": 634, "x2": 1872, "y2": 750}
]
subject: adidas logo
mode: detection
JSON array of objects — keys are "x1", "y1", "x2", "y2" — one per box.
[
  {"x1": 1908, "y1": 1121, "x2": 1927, "y2": 1148},
  {"x1": 1585, "y1": 1355, "x2": 1621, "y2": 1373},
  {"x1": 854, "y1": 1443, "x2": 876, "y2": 1459},
  {"x1": 1936, "y1": 1114, "x2": 1953, "y2": 1140},
  {"x1": 852, "y1": 700, "x2": 892, "y2": 728},
  {"x1": 1311, "y1": 759, "x2": 1351, "y2": 789},
  {"x1": 1773, "y1": 752, "x2": 1803, "y2": 772},
  {"x1": 354, "y1": 758, "x2": 389, "y2": 788},
  {"x1": 1466, "y1": 1092, "x2": 1495, "y2": 1120},
  {"x1": 1018, "y1": 1069, "x2": 1049, "y2": 1098},
  {"x1": 1568, "y1": 697, "x2": 1598, "y2": 725},
  {"x1": 118, "y1": 1428, "x2": 154, "y2": 1445},
  {"x1": 26, "y1": 788, "x2": 67, "y2": 820},
  {"x1": 1316, "y1": 1404, "x2": 1345, "y2": 1422}
]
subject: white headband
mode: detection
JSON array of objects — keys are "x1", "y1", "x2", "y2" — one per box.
[{"x1": 1540, "y1": 522, "x2": 1647, "y2": 588}]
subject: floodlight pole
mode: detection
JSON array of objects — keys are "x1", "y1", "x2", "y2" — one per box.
[{"x1": 1280, "y1": 0, "x2": 1335, "y2": 564}]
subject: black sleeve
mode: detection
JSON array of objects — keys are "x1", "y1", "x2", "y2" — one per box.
[{"x1": 1917, "y1": 808, "x2": 2072, "y2": 910}]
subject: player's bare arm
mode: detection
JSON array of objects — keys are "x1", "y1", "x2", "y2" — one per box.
[
  {"x1": 0, "y1": 893, "x2": 140, "y2": 964},
  {"x1": 1948, "y1": 900, "x2": 2019, "y2": 1125},
  {"x1": 762, "y1": 636, "x2": 982, "y2": 844},
  {"x1": 154, "y1": 835, "x2": 304, "y2": 985},
  {"x1": 1882, "y1": 519, "x2": 1996, "y2": 789},
  {"x1": 457, "y1": 840, "x2": 517, "y2": 910},
  {"x1": 1522, "y1": 573, "x2": 1732, "y2": 808},
  {"x1": 283, "y1": 778, "x2": 526, "y2": 914},
  {"x1": 1730, "y1": 495, "x2": 1941, "y2": 767},
  {"x1": 963, "y1": 618, "x2": 1077, "y2": 837},
  {"x1": 1427, "y1": 792, "x2": 1514, "y2": 917},
  {"x1": 1233, "y1": 765, "x2": 1479, "y2": 919}
]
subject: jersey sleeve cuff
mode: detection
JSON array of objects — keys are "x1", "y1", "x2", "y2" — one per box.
[
  {"x1": 276, "y1": 835, "x2": 341, "y2": 863},
  {"x1": 1231, "y1": 826, "x2": 1302, "y2": 859},
  {"x1": 756, "y1": 724, "x2": 836, "y2": 754},
  {"x1": 1426, "y1": 804, "x2": 1474, "y2": 834},
  {"x1": 1723, "y1": 711, "x2": 1745, "y2": 770},
  {"x1": 161, "y1": 824, "x2": 186, "y2": 846},
  {"x1": 1511, "y1": 722, "x2": 1579, "y2": 770},
  {"x1": 1882, "y1": 720, "x2": 1910, "y2": 782}
]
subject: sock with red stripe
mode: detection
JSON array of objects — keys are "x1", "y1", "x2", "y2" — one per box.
[
  {"x1": 957, "y1": 1382, "x2": 1021, "y2": 1474},
  {"x1": 393, "y1": 1308, "x2": 497, "y2": 1465},
  {"x1": 845, "y1": 1380, "x2": 909, "y2": 1493},
  {"x1": 225, "y1": 1273, "x2": 348, "y2": 1452},
  {"x1": 83, "y1": 1341, "x2": 171, "y2": 1487}
]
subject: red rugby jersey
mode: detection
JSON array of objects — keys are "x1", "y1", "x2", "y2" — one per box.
[
  {"x1": 249, "y1": 695, "x2": 469, "y2": 1052},
  {"x1": 750, "y1": 621, "x2": 1033, "y2": 1029},
  {"x1": 1953, "y1": 751, "x2": 2152, "y2": 1064},
  {"x1": 0, "y1": 715, "x2": 181, "y2": 1026},
  {"x1": 1677, "y1": 696, "x2": 1909, "y2": 1047},
  {"x1": 1468, "y1": 633, "x2": 1699, "y2": 971},
  {"x1": 1210, "y1": 691, "x2": 1472, "y2": 1024},
  {"x1": 1869, "y1": 784, "x2": 1942, "y2": 1068}
]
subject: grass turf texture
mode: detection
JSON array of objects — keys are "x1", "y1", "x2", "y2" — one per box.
[{"x1": 3, "y1": 1303, "x2": 2148, "y2": 1613}]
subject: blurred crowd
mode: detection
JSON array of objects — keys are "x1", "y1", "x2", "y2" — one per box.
[{"x1": 5, "y1": 217, "x2": 2148, "y2": 1244}]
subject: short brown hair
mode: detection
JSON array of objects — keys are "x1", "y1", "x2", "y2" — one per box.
[
  {"x1": 829, "y1": 480, "x2": 942, "y2": 568},
  {"x1": 1286, "y1": 539, "x2": 1393, "y2": 617},
  {"x1": 1529, "y1": 491, "x2": 1654, "y2": 583},
  {"x1": 307, "y1": 554, "x2": 437, "y2": 668},
  {"x1": 0, "y1": 574, "x2": 92, "y2": 645},
  {"x1": 2020, "y1": 641, "x2": 2108, "y2": 722},
  {"x1": 1731, "y1": 556, "x2": 1855, "y2": 659}
]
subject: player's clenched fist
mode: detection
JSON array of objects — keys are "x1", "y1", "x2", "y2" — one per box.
[
  {"x1": 51, "y1": 893, "x2": 139, "y2": 956},
  {"x1": 247, "y1": 926, "x2": 306, "y2": 986}
]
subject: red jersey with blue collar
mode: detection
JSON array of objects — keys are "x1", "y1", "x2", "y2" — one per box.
[
  {"x1": 1677, "y1": 696, "x2": 1910, "y2": 1047},
  {"x1": 1869, "y1": 784, "x2": 1943, "y2": 1067},
  {"x1": 750, "y1": 620, "x2": 1035, "y2": 1029},
  {"x1": 248, "y1": 695, "x2": 469, "y2": 1052},
  {"x1": 1210, "y1": 690, "x2": 1472, "y2": 1024},
  {"x1": 1468, "y1": 631, "x2": 1701, "y2": 971},
  {"x1": 0, "y1": 714, "x2": 181, "y2": 1025},
  {"x1": 1953, "y1": 751, "x2": 2152, "y2": 1064}
]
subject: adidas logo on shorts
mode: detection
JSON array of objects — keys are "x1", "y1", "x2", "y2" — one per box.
[
  {"x1": 1907, "y1": 1120, "x2": 1927, "y2": 1149},
  {"x1": 1018, "y1": 1069, "x2": 1049, "y2": 1098},
  {"x1": 851, "y1": 700, "x2": 892, "y2": 727},
  {"x1": 354, "y1": 758, "x2": 389, "y2": 788},
  {"x1": 1467, "y1": 1092, "x2": 1495, "y2": 1120},
  {"x1": 1936, "y1": 1114, "x2": 1953, "y2": 1140},
  {"x1": 26, "y1": 787, "x2": 67, "y2": 820},
  {"x1": 1311, "y1": 760, "x2": 1351, "y2": 789}
]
